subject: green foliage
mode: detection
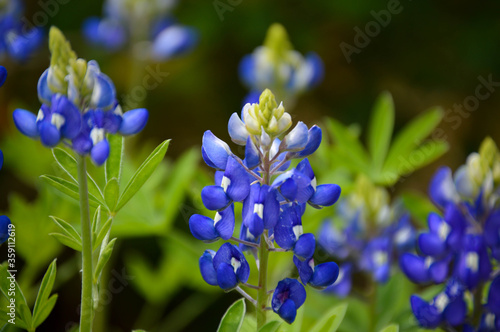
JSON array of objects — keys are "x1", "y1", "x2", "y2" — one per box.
[
  {"x1": 217, "y1": 298, "x2": 246, "y2": 332},
  {"x1": 0, "y1": 260, "x2": 57, "y2": 331},
  {"x1": 318, "y1": 92, "x2": 448, "y2": 187},
  {"x1": 401, "y1": 191, "x2": 438, "y2": 228},
  {"x1": 379, "y1": 324, "x2": 399, "y2": 332},
  {"x1": 258, "y1": 321, "x2": 282, "y2": 332},
  {"x1": 49, "y1": 216, "x2": 82, "y2": 251}
]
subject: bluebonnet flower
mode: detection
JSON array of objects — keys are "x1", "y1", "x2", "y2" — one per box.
[
  {"x1": 83, "y1": 0, "x2": 197, "y2": 61},
  {"x1": 0, "y1": 0, "x2": 43, "y2": 61},
  {"x1": 13, "y1": 27, "x2": 148, "y2": 166},
  {"x1": 271, "y1": 278, "x2": 306, "y2": 324},
  {"x1": 318, "y1": 176, "x2": 416, "y2": 296},
  {"x1": 199, "y1": 243, "x2": 250, "y2": 291},
  {"x1": 400, "y1": 138, "x2": 500, "y2": 330},
  {"x1": 0, "y1": 215, "x2": 11, "y2": 244},
  {"x1": 323, "y1": 263, "x2": 353, "y2": 298},
  {"x1": 239, "y1": 23, "x2": 324, "y2": 107},
  {"x1": 0, "y1": 65, "x2": 6, "y2": 86},
  {"x1": 191, "y1": 89, "x2": 340, "y2": 324}
]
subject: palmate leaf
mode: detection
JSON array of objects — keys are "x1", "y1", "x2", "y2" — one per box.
[
  {"x1": 105, "y1": 134, "x2": 124, "y2": 183},
  {"x1": 217, "y1": 298, "x2": 246, "y2": 332},
  {"x1": 368, "y1": 91, "x2": 394, "y2": 171},
  {"x1": 40, "y1": 175, "x2": 103, "y2": 208}
]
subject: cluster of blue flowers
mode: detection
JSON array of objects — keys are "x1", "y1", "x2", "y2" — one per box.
[
  {"x1": 0, "y1": 0, "x2": 43, "y2": 61},
  {"x1": 83, "y1": 0, "x2": 197, "y2": 61},
  {"x1": 239, "y1": 24, "x2": 323, "y2": 107},
  {"x1": 400, "y1": 138, "x2": 500, "y2": 331},
  {"x1": 13, "y1": 27, "x2": 148, "y2": 166},
  {"x1": 318, "y1": 176, "x2": 416, "y2": 297},
  {"x1": 189, "y1": 89, "x2": 341, "y2": 324}
]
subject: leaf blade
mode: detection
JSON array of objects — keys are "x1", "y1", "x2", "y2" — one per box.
[
  {"x1": 217, "y1": 298, "x2": 246, "y2": 332},
  {"x1": 368, "y1": 91, "x2": 394, "y2": 170}
]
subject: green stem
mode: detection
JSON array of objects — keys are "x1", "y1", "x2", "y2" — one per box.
[
  {"x1": 257, "y1": 152, "x2": 271, "y2": 330},
  {"x1": 77, "y1": 155, "x2": 94, "y2": 332},
  {"x1": 472, "y1": 282, "x2": 484, "y2": 326}
]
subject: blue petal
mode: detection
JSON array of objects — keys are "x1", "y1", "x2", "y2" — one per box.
[
  {"x1": 263, "y1": 187, "x2": 280, "y2": 229},
  {"x1": 216, "y1": 263, "x2": 238, "y2": 290},
  {"x1": 189, "y1": 214, "x2": 218, "y2": 242},
  {"x1": 296, "y1": 158, "x2": 315, "y2": 180},
  {"x1": 272, "y1": 278, "x2": 306, "y2": 315},
  {"x1": 52, "y1": 95, "x2": 82, "y2": 139},
  {"x1": 399, "y1": 254, "x2": 430, "y2": 284},
  {"x1": 0, "y1": 216, "x2": 11, "y2": 244},
  {"x1": 103, "y1": 108, "x2": 123, "y2": 133},
  {"x1": 278, "y1": 299, "x2": 297, "y2": 324},
  {"x1": 151, "y1": 25, "x2": 197, "y2": 61},
  {"x1": 0, "y1": 66, "x2": 7, "y2": 87},
  {"x1": 201, "y1": 186, "x2": 230, "y2": 210},
  {"x1": 82, "y1": 17, "x2": 102, "y2": 45},
  {"x1": 324, "y1": 263, "x2": 352, "y2": 297},
  {"x1": 72, "y1": 133, "x2": 93, "y2": 155},
  {"x1": 429, "y1": 257, "x2": 450, "y2": 284},
  {"x1": 202, "y1": 130, "x2": 231, "y2": 170},
  {"x1": 13, "y1": 109, "x2": 39, "y2": 138},
  {"x1": 238, "y1": 54, "x2": 256, "y2": 87},
  {"x1": 283, "y1": 121, "x2": 309, "y2": 151},
  {"x1": 90, "y1": 72, "x2": 116, "y2": 110},
  {"x1": 410, "y1": 295, "x2": 442, "y2": 329},
  {"x1": 429, "y1": 166, "x2": 458, "y2": 209},
  {"x1": 90, "y1": 139, "x2": 109, "y2": 166},
  {"x1": 244, "y1": 137, "x2": 260, "y2": 169},
  {"x1": 228, "y1": 113, "x2": 249, "y2": 145},
  {"x1": 418, "y1": 233, "x2": 446, "y2": 257},
  {"x1": 246, "y1": 213, "x2": 264, "y2": 238},
  {"x1": 488, "y1": 275, "x2": 500, "y2": 315},
  {"x1": 304, "y1": 52, "x2": 324, "y2": 87},
  {"x1": 224, "y1": 156, "x2": 250, "y2": 202},
  {"x1": 443, "y1": 298, "x2": 466, "y2": 326},
  {"x1": 280, "y1": 178, "x2": 298, "y2": 202},
  {"x1": 0, "y1": 150, "x2": 3, "y2": 171},
  {"x1": 274, "y1": 206, "x2": 301, "y2": 250},
  {"x1": 293, "y1": 256, "x2": 313, "y2": 285},
  {"x1": 199, "y1": 250, "x2": 217, "y2": 286},
  {"x1": 297, "y1": 125, "x2": 322, "y2": 157},
  {"x1": 238, "y1": 224, "x2": 260, "y2": 252},
  {"x1": 242, "y1": 91, "x2": 260, "y2": 106},
  {"x1": 293, "y1": 233, "x2": 315, "y2": 261},
  {"x1": 212, "y1": 242, "x2": 235, "y2": 267},
  {"x1": 38, "y1": 122, "x2": 61, "y2": 147},
  {"x1": 214, "y1": 205, "x2": 235, "y2": 240},
  {"x1": 309, "y1": 184, "x2": 341, "y2": 207},
  {"x1": 96, "y1": 19, "x2": 127, "y2": 50},
  {"x1": 119, "y1": 108, "x2": 148, "y2": 135},
  {"x1": 317, "y1": 221, "x2": 349, "y2": 259},
  {"x1": 310, "y1": 262, "x2": 339, "y2": 289}
]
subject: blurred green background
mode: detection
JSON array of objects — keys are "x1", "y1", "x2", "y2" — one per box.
[{"x1": 1, "y1": 0, "x2": 500, "y2": 331}]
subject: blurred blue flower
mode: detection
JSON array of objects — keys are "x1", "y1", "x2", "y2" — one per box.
[
  {"x1": 0, "y1": 215, "x2": 11, "y2": 244},
  {"x1": 239, "y1": 23, "x2": 323, "y2": 107},
  {"x1": 82, "y1": 0, "x2": 197, "y2": 61},
  {"x1": 0, "y1": 0, "x2": 43, "y2": 62},
  {"x1": 0, "y1": 65, "x2": 6, "y2": 86}
]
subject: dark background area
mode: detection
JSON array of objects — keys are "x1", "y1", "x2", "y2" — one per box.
[{"x1": 1, "y1": 0, "x2": 499, "y2": 330}]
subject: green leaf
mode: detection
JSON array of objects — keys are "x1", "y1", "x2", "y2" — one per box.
[
  {"x1": 309, "y1": 303, "x2": 348, "y2": 332},
  {"x1": 217, "y1": 298, "x2": 246, "y2": 332},
  {"x1": 49, "y1": 233, "x2": 82, "y2": 251},
  {"x1": 92, "y1": 206, "x2": 102, "y2": 238},
  {"x1": 104, "y1": 178, "x2": 120, "y2": 212},
  {"x1": 325, "y1": 118, "x2": 370, "y2": 173},
  {"x1": 40, "y1": 175, "x2": 102, "y2": 208},
  {"x1": 105, "y1": 134, "x2": 124, "y2": 183},
  {"x1": 401, "y1": 191, "x2": 439, "y2": 228},
  {"x1": 0, "y1": 263, "x2": 30, "y2": 328},
  {"x1": 32, "y1": 260, "x2": 57, "y2": 327},
  {"x1": 94, "y1": 238, "x2": 116, "y2": 282},
  {"x1": 384, "y1": 108, "x2": 443, "y2": 172},
  {"x1": 258, "y1": 321, "x2": 282, "y2": 332},
  {"x1": 50, "y1": 216, "x2": 81, "y2": 243},
  {"x1": 368, "y1": 91, "x2": 394, "y2": 170},
  {"x1": 93, "y1": 218, "x2": 113, "y2": 251},
  {"x1": 52, "y1": 148, "x2": 105, "y2": 204},
  {"x1": 379, "y1": 324, "x2": 399, "y2": 332},
  {"x1": 33, "y1": 294, "x2": 58, "y2": 329},
  {"x1": 115, "y1": 140, "x2": 170, "y2": 211}
]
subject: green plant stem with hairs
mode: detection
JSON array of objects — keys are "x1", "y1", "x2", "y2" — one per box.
[{"x1": 77, "y1": 155, "x2": 94, "y2": 332}]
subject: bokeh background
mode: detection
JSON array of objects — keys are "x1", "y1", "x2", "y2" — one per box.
[{"x1": 1, "y1": 0, "x2": 500, "y2": 331}]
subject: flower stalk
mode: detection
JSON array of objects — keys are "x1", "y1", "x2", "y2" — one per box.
[{"x1": 77, "y1": 155, "x2": 94, "y2": 332}]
